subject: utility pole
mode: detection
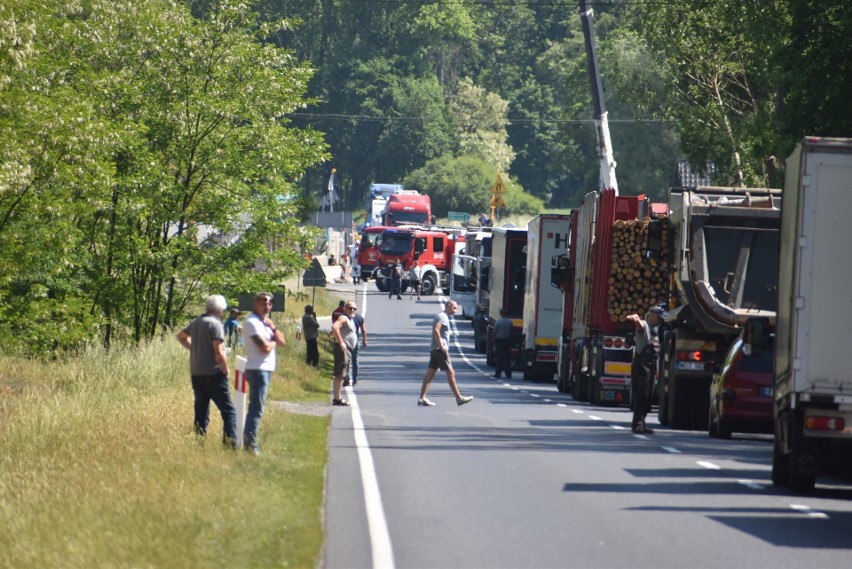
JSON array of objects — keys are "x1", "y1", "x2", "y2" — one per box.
[{"x1": 579, "y1": 0, "x2": 618, "y2": 195}]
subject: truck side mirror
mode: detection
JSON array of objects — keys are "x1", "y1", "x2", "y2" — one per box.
[
  {"x1": 744, "y1": 316, "x2": 771, "y2": 354},
  {"x1": 513, "y1": 267, "x2": 526, "y2": 294}
]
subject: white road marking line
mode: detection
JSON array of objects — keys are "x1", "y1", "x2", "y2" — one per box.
[
  {"x1": 790, "y1": 504, "x2": 829, "y2": 519},
  {"x1": 611, "y1": 425, "x2": 628, "y2": 430},
  {"x1": 697, "y1": 461, "x2": 721, "y2": 470},
  {"x1": 543, "y1": 398, "x2": 552, "y2": 402},
  {"x1": 662, "y1": 446, "x2": 682, "y2": 454},
  {"x1": 588, "y1": 415, "x2": 603, "y2": 421},
  {"x1": 738, "y1": 480, "x2": 765, "y2": 491},
  {"x1": 349, "y1": 291, "x2": 395, "y2": 569},
  {"x1": 530, "y1": 393, "x2": 541, "y2": 398},
  {"x1": 633, "y1": 434, "x2": 649, "y2": 440},
  {"x1": 572, "y1": 409, "x2": 583, "y2": 414}
]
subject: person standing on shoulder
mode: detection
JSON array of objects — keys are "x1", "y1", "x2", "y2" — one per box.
[
  {"x1": 346, "y1": 307, "x2": 368, "y2": 387},
  {"x1": 330, "y1": 301, "x2": 358, "y2": 406},
  {"x1": 331, "y1": 300, "x2": 346, "y2": 323},
  {"x1": 626, "y1": 305, "x2": 665, "y2": 434},
  {"x1": 224, "y1": 309, "x2": 242, "y2": 348},
  {"x1": 177, "y1": 294, "x2": 238, "y2": 448},
  {"x1": 493, "y1": 308, "x2": 513, "y2": 379},
  {"x1": 409, "y1": 263, "x2": 422, "y2": 300},
  {"x1": 418, "y1": 300, "x2": 474, "y2": 407},
  {"x1": 302, "y1": 304, "x2": 320, "y2": 367},
  {"x1": 241, "y1": 292, "x2": 286, "y2": 455}
]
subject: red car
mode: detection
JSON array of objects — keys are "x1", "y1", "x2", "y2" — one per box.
[{"x1": 708, "y1": 329, "x2": 774, "y2": 439}]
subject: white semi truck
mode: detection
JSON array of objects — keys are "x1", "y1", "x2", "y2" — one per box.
[{"x1": 771, "y1": 137, "x2": 852, "y2": 493}]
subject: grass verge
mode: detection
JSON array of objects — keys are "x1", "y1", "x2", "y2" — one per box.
[{"x1": 0, "y1": 288, "x2": 345, "y2": 568}]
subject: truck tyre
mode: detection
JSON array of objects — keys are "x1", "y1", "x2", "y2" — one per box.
[
  {"x1": 788, "y1": 412, "x2": 817, "y2": 494},
  {"x1": 771, "y1": 438, "x2": 789, "y2": 487},
  {"x1": 420, "y1": 274, "x2": 437, "y2": 296},
  {"x1": 589, "y1": 376, "x2": 600, "y2": 405},
  {"x1": 572, "y1": 373, "x2": 589, "y2": 402},
  {"x1": 657, "y1": 332, "x2": 674, "y2": 426},
  {"x1": 375, "y1": 278, "x2": 389, "y2": 293}
]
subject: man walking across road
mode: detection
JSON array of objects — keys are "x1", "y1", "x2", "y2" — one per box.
[
  {"x1": 626, "y1": 305, "x2": 665, "y2": 434},
  {"x1": 177, "y1": 294, "x2": 237, "y2": 448},
  {"x1": 493, "y1": 308, "x2": 513, "y2": 379},
  {"x1": 242, "y1": 292, "x2": 287, "y2": 455},
  {"x1": 418, "y1": 300, "x2": 474, "y2": 407},
  {"x1": 331, "y1": 301, "x2": 358, "y2": 406},
  {"x1": 409, "y1": 263, "x2": 422, "y2": 300}
]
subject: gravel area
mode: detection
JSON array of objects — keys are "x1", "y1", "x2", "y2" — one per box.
[{"x1": 271, "y1": 400, "x2": 332, "y2": 417}]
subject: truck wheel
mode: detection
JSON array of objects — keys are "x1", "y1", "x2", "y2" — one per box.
[
  {"x1": 572, "y1": 373, "x2": 589, "y2": 402},
  {"x1": 589, "y1": 376, "x2": 600, "y2": 405},
  {"x1": 375, "y1": 278, "x2": 389, "y2": 293},
  {"x1": 789, "y1": 464, "x2": 816, "y2": 495},
  {"x1": 420, "y1": 274, "x2": 437, "y2": 296},
  {"x1": 771, "y1": 438, "x2": 789, "y2": 487}
]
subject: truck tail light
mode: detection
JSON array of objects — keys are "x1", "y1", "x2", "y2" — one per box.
[
  {"x1": 805, "y1": 416, "x2": 845, "y2": 432},
  {"x1": 678, "y1": 350, "x2": 703, "y2": 361},
  {"x1": 604, "y1": 337, "x2": 613, "y2": 348}
]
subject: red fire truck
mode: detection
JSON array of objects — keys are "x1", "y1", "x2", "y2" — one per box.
[{"x1": 373, "y1": 227, "x2": 464, "y2": 296}]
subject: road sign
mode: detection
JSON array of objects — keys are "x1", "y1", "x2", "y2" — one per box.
[
  {"x1": 302, "y1": 257, "x2": 327, "y2": 287},
  {"x1": 448, "y1": 211, "x2": 470, "y2": 222}
]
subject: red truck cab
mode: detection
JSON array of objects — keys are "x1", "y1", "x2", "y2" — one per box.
[{"x1": 382, "y1": 193, "x2": 432, "y2": 226}]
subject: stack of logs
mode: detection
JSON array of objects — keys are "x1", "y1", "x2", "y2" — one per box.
[{"x1": 608, "y1": 218, "x2": 669, "y2": 321}]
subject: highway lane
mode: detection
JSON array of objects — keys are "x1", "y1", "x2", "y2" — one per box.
[{"x1": 322, "y1": 285, "x2": 852, "y2": 569}]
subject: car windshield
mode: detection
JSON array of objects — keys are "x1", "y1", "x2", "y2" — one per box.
[{"x1": 739, "y1": 339, "x2": 775, "y2": 373}]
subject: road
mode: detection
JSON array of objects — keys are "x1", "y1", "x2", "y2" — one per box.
[{"x1": 322, "y1": 284, "x2": 852, "y2": 569}]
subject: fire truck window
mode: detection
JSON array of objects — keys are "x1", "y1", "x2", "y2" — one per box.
[{"x1": 434, "y1": 238, "x2": 444, "y2": 253}]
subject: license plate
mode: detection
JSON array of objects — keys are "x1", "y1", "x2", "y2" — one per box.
[
  {"x1": 676, "y1": 361, "x2": 705, "y2": 371},
  {"x1": 761, "y1": 386, "x2": 773, "y2": 397}
]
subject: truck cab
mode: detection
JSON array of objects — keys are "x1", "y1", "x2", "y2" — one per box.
[{"x1": 374, "y1": 227, "x2": 463, "y2": 296}]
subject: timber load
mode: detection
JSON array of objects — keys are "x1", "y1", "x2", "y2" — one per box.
[{"x1": 607, "y1": 218, "x2": 668, "y2": 321}]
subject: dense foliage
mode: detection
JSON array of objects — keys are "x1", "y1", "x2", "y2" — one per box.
[
  {"x1": 0, "y1": 0, "x2": 327, "y2": 353},
  {"x1": 3, "y1": 0, "x2": 851, "y2": 355}
]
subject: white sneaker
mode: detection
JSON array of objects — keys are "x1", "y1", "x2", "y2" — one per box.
[
  {"x1": 417, "y1": 398, "x2": 436, "y2": 407},
  {"x1": 456, "y1": 395, "x2": 474, "y2": 406}
]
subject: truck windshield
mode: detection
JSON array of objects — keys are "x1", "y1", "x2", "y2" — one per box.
[
  {"x1": 390, "y1": 212, "x2": 428, "y2": 224},
  {"x1": 703, "y1": 227, "x2": 779, "y2": 310},
  {"x1": 361, "y1": 232, "x2": 380, "y2": 249},
  {"x1": 380, "y1": 234, "x2": 413, "y2": 255}
]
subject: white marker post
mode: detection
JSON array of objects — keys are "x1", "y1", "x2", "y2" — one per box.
[{"x1": 233, "y1": 356, "x2": 247, "y2": 448}]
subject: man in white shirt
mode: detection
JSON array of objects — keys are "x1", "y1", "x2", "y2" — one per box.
[
  {"x1": 242, "y1": 292, "x2": 286, "y2": 455},
  {"x1": 331, "y1": 301, "x2": 358, "y2": 406}
]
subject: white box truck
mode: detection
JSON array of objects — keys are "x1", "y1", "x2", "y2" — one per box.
[
  {"x1": 772, "y1": 137, "x2": 852, "y2": 493},
  {"x1": 522, "y1": 214, "x2": 570, "y2": 381}
]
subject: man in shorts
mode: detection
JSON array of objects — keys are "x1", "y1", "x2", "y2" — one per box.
[
  {"x1": 330, "y1": 301, "x2": 358, "y2": 406},
  {"x1": 417, "y1": 300, "x2": 474, "y2": 407}
]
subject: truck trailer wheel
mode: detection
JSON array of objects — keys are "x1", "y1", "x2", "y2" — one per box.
[
  {"x1": 771, "y1": 438, "x2": 789, "y2": 487},
  {"x1": 420, "y1": 274, "x2": 437, "y2": 296}
]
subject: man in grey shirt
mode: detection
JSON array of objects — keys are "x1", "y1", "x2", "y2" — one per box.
[
  {"x1": 493, "y1": 308, "x2": 514, "y2": 379},
  {"x1": 177, "y1": 294, "x2": 237, "y2": 447},
  {"x1": 417, "y1": 300, "x2": 474, "y2": 407}
]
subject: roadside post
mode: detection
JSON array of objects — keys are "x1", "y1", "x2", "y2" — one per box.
[{"x1": 233, "y1": 356, "x2": 247, "y2": 448}]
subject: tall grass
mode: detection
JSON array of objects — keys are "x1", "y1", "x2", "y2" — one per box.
[{"x1": 0, "y1": 299, "x2": 335, "y2": 568}]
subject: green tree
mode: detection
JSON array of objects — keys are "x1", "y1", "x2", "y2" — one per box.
[
  {"x1": 450, "y1": 77, "x2": 515, "y2": 173},
  {"x1": 404, "y1": 154, "x2": 543, "y2": 219},
  {"x1": 633, "y1": 0, "x2": 786, "y2": 186}
]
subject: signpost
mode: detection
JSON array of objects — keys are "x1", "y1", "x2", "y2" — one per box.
[
  {"x1": 302, "y1": 257, "x2": 327, "y2": 305},
  {"x1": 448, "y1": 211, "x2": 470, "y2": 223}
]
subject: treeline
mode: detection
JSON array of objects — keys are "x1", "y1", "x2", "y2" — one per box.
[
  {"x1": 263, "y1": 0, "x2": 851, "y2": 211},
  {"x1": 2, "y1": 0, "x2": 850, "y2": 355}
]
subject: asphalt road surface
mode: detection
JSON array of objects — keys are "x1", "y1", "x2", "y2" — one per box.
[{"x1": 321, "y1": 283, "x2": 852, "y2": 569}]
